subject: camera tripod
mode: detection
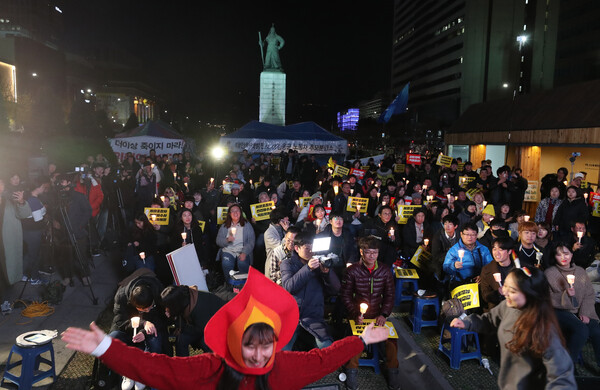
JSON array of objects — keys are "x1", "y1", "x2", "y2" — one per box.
[{"x1": 59, "y1": 199, "x2": 99, "y2": 305}]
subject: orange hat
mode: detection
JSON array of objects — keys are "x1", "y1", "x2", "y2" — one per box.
[{"x1": 204, "y1": 267, "x2": 299, "y2": 375}]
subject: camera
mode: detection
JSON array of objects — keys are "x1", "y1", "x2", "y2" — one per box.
[{"x1": 311, "y1": 237, "x2": 340, "y2": 268}]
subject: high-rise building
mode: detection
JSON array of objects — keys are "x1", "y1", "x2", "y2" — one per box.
[
  {"x1": 391, "y1": 0, "x2": 560, "y2": 129},
  {"x1": 0, "y1": 0, "x2": 64, "y2": 48},
  {"x1": 337, "y1": 108, "x2": 359, "y2": 131}
]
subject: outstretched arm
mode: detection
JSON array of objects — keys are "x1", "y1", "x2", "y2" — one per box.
[{"x1": 62, "y1": 321, "x2": 106, "y2": 355}]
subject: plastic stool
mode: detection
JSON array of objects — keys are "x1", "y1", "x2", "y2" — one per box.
[
  {"x1": 228, "y1": 278, "x2": 246, "y2": 294},
  {"x1": 438, "y1": 322, "x2": 481, "y2": 369},
  {"x1": 1, "y1": 342, "x2": 56, "y2": 389},
  {"x1": 358, "y1": 342, "x2": 381, "y2": 374},
  {"x1": 409, "y1": 294, "x2": 439, "y2": 334},
  {"x1": 394, "y1": 277, "x2": 418, "y2": 305}
]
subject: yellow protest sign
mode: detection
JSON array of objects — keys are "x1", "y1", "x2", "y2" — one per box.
[
  {"x1": 410, "y1": 246, "x2": 431, "y2": 269},
  {"x1": 451, "y1": 283, "x2": 480, "y2": 310},
  {"x1": 436, "y1": 154, "x2": 452, "y2": 168},
  {"x1": 217, "y1": 207, "x2": 229, "y2": 225},
  {"x1": 457, "y1": 162, "x2": 465, "y2": 171},
  {"x1": 250, "y1": 201, "x2": 275, "y2": 222},
  {"x1": 582, "y1": 180, "x2": 589, "y2": 189},
  {"x1": 333, "y1": 164, "x2": 350, "y2": 177},
  {"x1": 328, "y1": 157, "x2": 336, "y2": 168},
  {"x1": 299, "y1": 197, "x2": 312, "y2": 208},
  {"x1": 222, "y1": 182, "x2": 234, "y2": 195},
  {"x1": 361, "y1": 165, "x2": 371, "y2": 171},
  {"x1": 394, "y1": 163, "x2": 405, "y2": 173},
  {"x1": 346, "y1": 196, "x2": 369, "y2": 212},
  {"x1": 349, "y1": 319, "x2": 398, "y2": 339},
  {"x1": 287, "y1": 180, "x2": 294, "y2": 189},
  {"x1": 458, "y1": 176, "x2": 475, "y2": 188},
  {"x1": 197, "y1": 220, "x2": 205, "y2": 232},
  {"x1": 466, "y1": 188, "x2": 479, "y2": 201},
  {"x1": 396, "y1": 205, "x2": 420, "y2": 224},
  {"x1": 144, "y1": 207, "x2": 170, "y2": 225},
  {"x1": 592, "y1": 201, "x2": 600, "y2": 218},
  {"x1": 394, "y1": 268, "x2": 419, "y2": 279}
]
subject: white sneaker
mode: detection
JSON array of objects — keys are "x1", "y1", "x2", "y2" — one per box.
[
  {"x1": 122, "y1": 377, "x2": 134, "y2": 390},
  {"x1": 134, "y1": 382, "x2": 146, "y2": 390}
]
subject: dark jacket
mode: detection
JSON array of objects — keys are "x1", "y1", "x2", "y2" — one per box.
[
  {"x1": 281, "y1": 252, "x2": 340, "y2": 342},
  {"x1": 429, "y1": 229, "x2": 460, "y2": 279},
  {"x1": 316, "y1": 224, "x2": 359, "y2": 266},
  {"x1": 111, "y1": 275, "x2": 165, "y2": 333},
  {"x1": 553, "y1": 197, "x2": 588, "y2": 239},
  {"x1": 359, "y1": 217, "x2": 401, "y2": 266},
  {"x1": 60, "y1": 189, "x2": 93, "y2": 240},
  {"x1": 402, "y1": 217, "x2": 430, "y2": 258},
  {"x1": 479, "y1": 260, "x2": 514, "y2": 312},
  {"x1": 341, "y1": 260, "x2": 395, "y2": 321}
]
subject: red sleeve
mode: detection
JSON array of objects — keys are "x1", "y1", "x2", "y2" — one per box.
[
  {"x1": 100, "y1": 338, "x2": 223, "y2": 389},
  {"x1": 269, "y1": 336, "x2": 363, "y2": 389},
  {"x1": 89, "y1": 185, "x2": 104, "y2": 215}
]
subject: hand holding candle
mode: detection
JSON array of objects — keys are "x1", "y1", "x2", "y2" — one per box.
[
  {"x1": 230, "y1": 227, "x2": 237, "y2": 236},
  {"x1": 359, "y1": 303, "x2": 368, "y2": 322},
  {"x1": 151, "y1": 214, "x2": 157, "y2": 223},
  {"x1": 131, "y1": 316, "x2": 140, "y2": 337},
  {"x1": 181, "y1": 232, "x2": 187, "y2": 242},
  {"x1": 493, "y1": 272, "x2": 502, "y2": 287},
  {"x1": 577, "y1": 231, "x2": 583, "y2": 243},
  {"x1": 423, "y1": 238, "x2": 429, "y2": 247},
  {"x1": 567, "y1": 274, "x2": 575, "y2": 287},
  {"x1": 458, "y1": 249, "x2": 465, "y2": 262},
  {"x1": 389, "y1": 227, "x2": 395, "y2": 239},
  {"x1": 139, "y1": 252, "x2": 145, "y2": 264},
  {"x1": 523, "y1": 215, "x2": 530, "y2": 222}
]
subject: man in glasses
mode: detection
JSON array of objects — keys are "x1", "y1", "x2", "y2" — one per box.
[
  {"x1": 280, "y1": 231, "x2": 340, "y2": 351},
  {"x1": 341, "y1": 236, "x2": 399, "y2": 390},
  {"x1": 443, "y1": 222, "x2": 493, "y2": 290}
]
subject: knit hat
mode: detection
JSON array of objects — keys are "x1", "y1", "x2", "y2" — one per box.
[
  {"x1": 482, "y1": 204, "x2": 496, "y2": 216},
  {"x1": 204, "y1": 267, "x2": 299, "y2": 375}
]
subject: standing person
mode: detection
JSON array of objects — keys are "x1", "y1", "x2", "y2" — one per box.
[
  {"x1": 451, "y1": 267, "x2": 576, "y2": 389},
  {"x1": 1, "y1": 174, "x2": 32, "y2": 285},
  {"x1": 341, "y1": 236, "x2": 399, "y2": 390},
  {"x1": 216, "y1": 204, "x2": 255, "y2": 279},
  {"x1": 62, "y1": 268, "x2": 389, "y2": 390},
  {"x1": 52, "y1": 175, "x2": 92, "y2": 287},
  {"x1": 553, "y1": 186, "x2": 588, "y2": 241},
  {"x1": 21, "y1": 177, "x2": 50, "y2": 284},
  {"x1": 545, "y1": 244, "x2": 600, "y2": 368},
  {"x1": 136, "y1": 161, "x2": 157, "y2": 213},
  {"x1": 281, "y1": 231, "x2": 340, "y2": 351}
]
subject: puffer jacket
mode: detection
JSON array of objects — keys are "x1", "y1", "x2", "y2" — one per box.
[{"x1": 341, "y1": 261, "x2": 395, "y2": 321}]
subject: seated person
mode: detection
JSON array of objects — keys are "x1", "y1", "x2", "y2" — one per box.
[
  {"x1": 281, "y1": 231, "x2": 340, "y2": 351},
  {"x1": 268, "y1": 226, "x2": 300, "y2": 285},
  {"x1": 565, "y1": 220, "x2": 598, "y2": 269},
  {"x1": 316, "y1": 210, "x2": 359, "y2": 279},
  {"x1": 443, "y1": 222, "x2": 493, "y2": 290},
  {"x1": 514, "y1": 221, "x2": 543, "y2": 269},
  {"x1": 160, "y1": 285, "x2": 225, "y2": 356},
  {"x1": 216, "y1": 204, "x2": 255, "y2": 279},
  {"x1": 341, "y1": 236, "x2": 399, "y2": 390},
  {"x1": 480, "y1": 237, "x2": 515, "y2": 312},
  {"x1": 110, "y1": 273, "x2": 166, "y2": 389},
  {"x1": 402, "y1": 207, "x2": 430, "y2": 258},
  {"x1": 478, "y1": 218, "x2": 509, "y2": 252},
  {"x1": 360, "y1": 205, "x2": 401, "y2": 266},
  {"x1": 427, "y1": 214, "x2": 460, "y2": 296}
]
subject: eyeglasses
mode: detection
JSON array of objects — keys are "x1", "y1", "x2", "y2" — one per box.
[
  {"x1": 137, "y1": 303, "x2": 156, "y2": 313},
  {"x1": 461, "y1": 232, "x2": 478, "y2": 237},
  {"x1": 363, "y1": 250, "x2": 379, "y2": 256},
  {"x1": 331, "y1": 217, "x2": 343, "y2": 221}
]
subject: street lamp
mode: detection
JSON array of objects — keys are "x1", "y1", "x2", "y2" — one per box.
[{"x1": 516, "y1": 35, "x2": 528, "y2": 50}]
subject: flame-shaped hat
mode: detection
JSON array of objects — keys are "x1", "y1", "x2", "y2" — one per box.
[{"x1": 204, "y1": 267, "x2": 299, "y2": 375}]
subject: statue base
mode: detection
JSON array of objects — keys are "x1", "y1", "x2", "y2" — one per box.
[{"x1": 259, "y1": 71, "x2": 286, "y2": 126}]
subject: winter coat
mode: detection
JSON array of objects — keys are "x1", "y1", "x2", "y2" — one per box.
[{"x1": 341, "y1": 260, "x2": 395, "y2": 321}]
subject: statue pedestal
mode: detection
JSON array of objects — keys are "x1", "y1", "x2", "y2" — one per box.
[{"x1": 259, "y1": 71, "x2": 286, "y2": 126}]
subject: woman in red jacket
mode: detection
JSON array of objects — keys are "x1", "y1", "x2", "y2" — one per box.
[{"x1": 62, "y1": 267, "x2": 388, "y2": 390}]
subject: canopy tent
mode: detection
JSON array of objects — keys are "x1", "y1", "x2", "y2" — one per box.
[
  {"x1": 219, "y1": 120, "x2": 348, "y2": 156},
  {"x1": 108, "y1": 120, "x2": 185, "y2": 161}
]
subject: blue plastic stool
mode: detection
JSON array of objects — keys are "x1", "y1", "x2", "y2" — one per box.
[
  {"x1": 228, "y1": 278, "x2": 246, "y2": 293},
  {"x1": 358, "y1": 342, "x2": 381, "y2": 374},
  {"x1": 394, "y1": 277, "x2": 418, "y2": 305},
  {"x1": 438, "y1": 322, "x2": 481, "y2": 369},
  {"x1": 1, "y1": 342, "x2": 56, "y2": 389},
  {"x1": 409, "y1": 294, "x2": 440, "y2": 334}
]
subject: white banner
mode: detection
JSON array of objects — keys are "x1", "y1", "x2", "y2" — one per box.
[
  {"x1": 219, "y1": 137, "x2": 348, "y2": 155},
  {"x1": 108, "y1": 136, "x2": 185, "y2": 162},
  {"x1": 358, "y1": 153, "x2": 385, "y2": 165}
]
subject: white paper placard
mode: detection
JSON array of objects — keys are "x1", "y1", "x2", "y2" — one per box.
[{"x1": 166, "y1": 244, "x2": 208, "y2": 292}]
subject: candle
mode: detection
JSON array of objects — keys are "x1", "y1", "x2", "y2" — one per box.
[
  {"x1": 423, "y1": 184, "x2": 428, "y2": 190},
  {"x1": 184, "y1": 182, "x2": 188, "y2": 189},
  {"x1": 584, "y1": 193, "x2": 588, "y2": 200},
  {"x1": 458, "y1": 249, "x2": 465, "y2": 261},
  {"x1": 139, "y1": 252, "x2": 145, "y2": 260},
  {"x1": 327, "y1": 201, "x2": 331, "y2": 208},
  {"x1": 295, "y1": 199, "x2": 299, "y2": 206},
  {"x1": 447, "y1": 194, "x2": 451, "y2": 201},
  {"x1": 131, "y1": 316, "x2": 140, "y2": 337},
  {"x1": 271, "y1": 205, "x2": 276, "y2": 209},
  {"x1": 382, "y1": 201, "x2": 387, "y2": 206},
  {"x1": 389, "y1": 227, "x2": 395, "y2": 239},
  {"x1": 160, "y1": 196, "x2": 165, "y2": 203},
  {"x1": 523, "y1": 215, "x2": 530, "y2": 222},
  {"x1": 567, "y1": 274, "x2": 575, "y2": 287},
  {"x1": 455, "y1": 196, "x2": 458, "y2": 201},
  {"x1": 406, "y1": 180, "x2": 409, "y2": 186},
  {"x1": 350, "y1": 188, "x2": 354, "y2": 195},
  {"x1": 334, "y1": 185, "x2": 339, "y2": 195},
  {"x1": 356, "y1": 204, "x2": 361, "y2": 212},
  {"x1": 210, "y1": 177, "x2": 214, "y2": 183},
  {"x1": 151, "y1": 214, "x2": 156, "y2": 222},
  {"x1": 483, "y1": 201, "x2": 487, "y2": 207},
  {"x1": 577, "y1": 231, "x2": 583, "y2": 243},
  {"x1": 230, "y1": 227, "x2": 237, "y2": 236},
  {"x1": 151, "y1": 163, "x2": 155, "y2": 169},
  {"x1": 173, "y1": 172, "x2": 177, "y2": 179},
  {"x1": 318, "y1": 180, "x2": 322, "y2": 186},
  {"x1": 181, "y1": 232, "x2": 187, "y2": 241},
  {"x1": 423, "y1": 238, "x2": 429, "y2": 246},
  {"x1": 563, "y1": 180, "x2": 568, "y2": 186},
  {"x1": 359, "y1": 303, "x2": 368, "y2": 315},
  {"x1": 493, "y1": 272, "x2": 502, "y2": 287},
  {"x1": 377, "y1": 192, "x2": 381, "y2": 200}
]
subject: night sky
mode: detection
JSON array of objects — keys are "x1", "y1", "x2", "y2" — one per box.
[{"x1": 63, "y1": 1, "x2": 393, "y2": 129}]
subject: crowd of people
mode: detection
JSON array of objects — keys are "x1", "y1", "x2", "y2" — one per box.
[{"x1": 2, "y1": 147, "x2": 600, "y2": 389}]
